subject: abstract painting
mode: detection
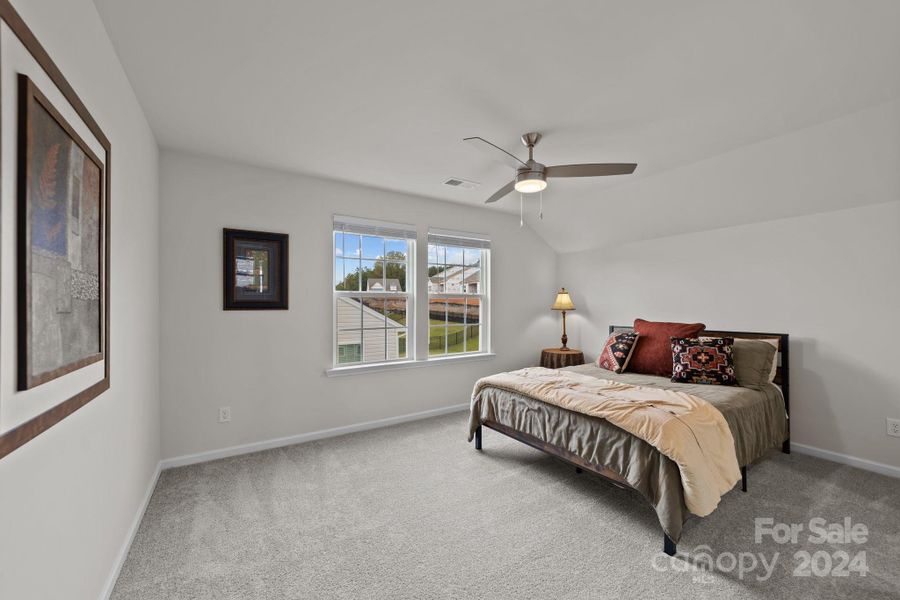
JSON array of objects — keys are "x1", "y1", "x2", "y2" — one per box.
[
  {"x1": 223, "y1": 229, "x2": 289, "y2": 309},
  {"x1": 18, "y1": 75, "x2": 104, "y2": 390}
]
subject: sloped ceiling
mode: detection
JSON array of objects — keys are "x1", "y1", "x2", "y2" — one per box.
[{"x1": 94, "y1": 0, "x2": 900, "y2": 252}]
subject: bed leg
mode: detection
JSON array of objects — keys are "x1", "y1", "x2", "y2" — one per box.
[
  {"x1": 741, "y1": 466, "x2": 747, "y2": 493},
  {"x1": 663, "y1": 534, "x2": 676, "y2": 556},
  {"x1": 474, "y1": 425, "x2": 482, "y2": 450},
  {"x1": 782, "y1": 438, "x2": 790, "y2": 454}
]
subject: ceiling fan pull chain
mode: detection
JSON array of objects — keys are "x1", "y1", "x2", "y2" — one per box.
[{"x1": 539, "y1": 190, "x2": 543, "y2": 220}]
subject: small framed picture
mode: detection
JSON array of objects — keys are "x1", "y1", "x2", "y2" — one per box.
[{"x1": 223, "y1": 229, "x2": 289, "y2": 310}]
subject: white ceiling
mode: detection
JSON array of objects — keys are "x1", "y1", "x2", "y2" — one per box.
[{"x1": 94, "y1": 0, "x2": 900, "y2": 252}]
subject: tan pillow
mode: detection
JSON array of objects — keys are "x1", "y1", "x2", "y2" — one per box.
[
  {"x1": 758, "y1": 338, "x2": 780, "y2": 382},
  {"x1": 731, "y1": 339, "x2": 777, "y2": 389}
]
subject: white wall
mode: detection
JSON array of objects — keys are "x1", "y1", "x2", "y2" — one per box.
[
  {"x1": 0, "y1": 1, "x2": 160, "y2": 599},
  {"x1": 159, "y1": 150, "x2": 557, "y2": 460},
  {"x1": 559, "y1": 201, "x2": 900, "y2": 469}
]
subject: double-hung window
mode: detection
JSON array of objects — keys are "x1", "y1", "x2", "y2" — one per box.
[
  {"x1": 333, "y1": 216, "x2": 415, "y2": 366},
  {"x1": 427, "y1": 228, "x2": 490, "y2": 357}
]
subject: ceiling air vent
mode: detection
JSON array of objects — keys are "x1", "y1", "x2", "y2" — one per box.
[{"x1": 443, "y1": 177, "x2": 480, "y2": 190}]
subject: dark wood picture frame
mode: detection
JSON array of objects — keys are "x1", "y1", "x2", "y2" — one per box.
[
  {"x1": 0, "y1": 0, "x2": 112, "y2": 460},
  {"x1": 17, "y1": 74, "x2": 106, "y2": 390},
  {"x1": 223, "y1": 228, "x2": 289, "y2": 310}
]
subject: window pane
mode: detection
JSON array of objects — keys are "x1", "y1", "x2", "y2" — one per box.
[
  {"x1": 446, "y1": 320, "x2": 465, "y2": 354},
  {"x1": 384, "y1": 261, "x2": 406, "y2": 292},
  {"x1": 428, "y1": 299, "x2": 447, "y2": 325},
  {"x1": 385, "y1": 238, "x2": 407, "y2": 261},
  {"x1": 446, "y1": 245, "x2": 464, "y2": 265},
  {"x1": 335, "y1": 258, "x2": 361, "y2": 291},
  {"x1": 466, "y1": 326, "x2": 481, "y2": 353},
  {"x1": 386, "y1": 327, "x2": 405, "y2": 360},
  {"x1": 444, "y1": 265, "x2": 466, "y2": 293},
  {"x1": 361, "y1": 235, "x2": 384, "y2": 259},
  {"x1": 429, "y1": 325, "x2": 447, "y2": 356},
  {"x1": 464, "y1": 248, "x2": 481, "y2": 267},
  {"x1": 341, "y1": 233, "x2": 360, "y2": 258},
  {"x1": 463, "y1": 266, "x2": 481, "y2": 294},
  {"x1": 446, "y1": 297, "x2": 465, "y2": 325},
  {"x1": 337, "y1": 330, "x2": 361, "y2": 364},
  {"x1": 360, "y1": 259, "x2": 378, "y2": 291},
  {"x1": 465, "y1": 297, "x2": 481, "y2": 325},
  {"x1": 395, "y1": 329, "x2": 408, "y2": 359},
  {"x1": 385, "y1": 298, "x2": 407, "y2": 327},
  {"x1": 428, "y1": 265, "x2": 445, "y2": 293},
  {"x1": 428, "y1": 244, "x2": 444, "y2": 264},
  {"x1": 363, "y1": 329, "x2": 387, "y2": 363},
  {"x1": 361, "y1": 297, "x2": 386, "y2": 324},
  {"x1": 336, "y1": 296, "x2": 363, "y2": 330}
]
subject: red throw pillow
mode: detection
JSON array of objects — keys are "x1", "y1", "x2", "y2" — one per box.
[{"x1": 628, "y1": 319, "x2": 706, "y2": 376}]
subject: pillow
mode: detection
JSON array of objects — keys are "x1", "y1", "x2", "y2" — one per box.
[
  {"x1": 671, "y1": 337, "x2": 737, "y2": 386},
  {"x1": 731, "y1": 339, "x2": 777, "y2": 389},
  {"x1": 760, "y1": 338, "x2": 780, "y2": 382},
  {"x1": 597, "y1": 331, "x2": 640, "y2": 373},
  {"x1": 628, "y1": 319, "x2": 706, "y2": 376}
]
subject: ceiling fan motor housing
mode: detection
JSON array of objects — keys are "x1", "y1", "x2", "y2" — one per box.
[
  {"x1": 515, "y1": 160, "x2": 547, "y2": 193},
  {"x1": 516, "y1": 162, "x2": 546, "y2": 182}
]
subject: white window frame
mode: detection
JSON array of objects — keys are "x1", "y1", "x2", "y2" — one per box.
[
  {"x1": 426, "y1": 228, "x2": 491, "y2": 360},
  {"x1": 332, "y1": 216, "x2": 416, "y2": 369}
]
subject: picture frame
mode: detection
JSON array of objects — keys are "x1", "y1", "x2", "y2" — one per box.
[
  {"x1": 17, "y1": 74, "x2": 107, "y2": 390},
  {"x1": 223, "y1": 228, "x2": 289, "y2": 310},
  {"x1": 0, "y1": 0, "x2": 112, "y2": 460}
]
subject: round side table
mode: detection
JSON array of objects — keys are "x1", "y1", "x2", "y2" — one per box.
[{"x1": 540, "y1": 348, "x2": 585, "y2": 369}]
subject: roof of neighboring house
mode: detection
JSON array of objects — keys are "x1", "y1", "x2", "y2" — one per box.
[
  {"x1": 367, "y1": 278, "x2": 402, "y2": 291},
  {"x1": 430, "y1": 265, "x2": 480, "y2": 284}
]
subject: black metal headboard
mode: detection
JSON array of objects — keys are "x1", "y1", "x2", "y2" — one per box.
[{"x1": 609, "y1": 325, "x2": 790, "y2": 418}]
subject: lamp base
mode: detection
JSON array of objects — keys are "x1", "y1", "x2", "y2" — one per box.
[{"x1": 560, "y1": 333, "x2": 568, "y2": 350}]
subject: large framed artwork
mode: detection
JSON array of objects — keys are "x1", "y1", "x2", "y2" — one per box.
[
  {"x1": 18, "y1": 74, "x2": 105, "y2": 389},
  {"x1": 0, "y1": 0, "x2": 111, "y2": 460},
  {"x1": 223, "y1": 228, "x2": 289, "y2": 310}
]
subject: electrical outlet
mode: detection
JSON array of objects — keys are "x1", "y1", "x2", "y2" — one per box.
[
  {"x1": 887, "y1": 418, "x2": 900, "y2": 438},
  {"x1": 218, "y1": 406, "x2": 231, "y2": 423}
]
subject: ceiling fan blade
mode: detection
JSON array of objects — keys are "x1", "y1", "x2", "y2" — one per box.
[
  {"x1": 484, "y1": 181, "x2": 515, "y2": 204},
  {"x1": 545, "y1": 163, "x2": 637, "y2": 178},
  {"x1": 464, "y1": 136, "x2": 528, "y2": 169}
]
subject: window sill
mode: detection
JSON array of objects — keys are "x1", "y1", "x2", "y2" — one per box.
[{"x1": 325, "y1": 353, "x2": 496, "y2": 377}]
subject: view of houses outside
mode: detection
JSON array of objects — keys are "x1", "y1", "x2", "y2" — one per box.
[
  {"x1": 428, "y1": 244, "x2": 482, "y2": 356},
  {"x1": 334, "y1": 232, "x2": 410, "y2": 364},
  {"x1": 334, "y1": 231, "x2": 485, "y2": 364}
]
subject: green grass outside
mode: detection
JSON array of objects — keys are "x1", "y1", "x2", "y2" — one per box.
[{"x1": 385, "y1": 314, "x2": 480, "y2": 355}]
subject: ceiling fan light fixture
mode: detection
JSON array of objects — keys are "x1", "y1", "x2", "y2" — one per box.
[{"x1": 514, "y1": 172, "x2": 547, "y2": 194}]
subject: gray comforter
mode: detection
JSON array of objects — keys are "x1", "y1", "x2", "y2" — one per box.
[{"x1": 467, "y1": 364, "x2": 788, "y2": 542}]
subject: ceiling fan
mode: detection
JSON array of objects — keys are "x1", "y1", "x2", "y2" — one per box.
[{"x1": 463, "y1": 132, "x2": 637, "y2": 204}]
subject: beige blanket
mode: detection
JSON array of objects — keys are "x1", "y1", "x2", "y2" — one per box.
[{"x1": 471, "y1": 367, "x2": 741, "y2": 516}]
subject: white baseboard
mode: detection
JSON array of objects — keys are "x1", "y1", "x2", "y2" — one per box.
[
  {"x1": 101, "y1": 461, "x2": 161, "y2": 600},
  {"x1": 791, "y1": 443, "x2": 900, "y2": 479},
  {"x1": 160, "y1": 403, "x2": 470, "y2": 470}
]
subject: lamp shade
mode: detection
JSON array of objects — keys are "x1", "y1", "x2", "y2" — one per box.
[{"x1": 551, "y1": 288, "x2": 575, "y2": 311}]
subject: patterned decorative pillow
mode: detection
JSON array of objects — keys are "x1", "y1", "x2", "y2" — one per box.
[
  {"x1": 598, "y1": 332, "x2": 640, "y2": 373},
  {"x1": 671, "y1": 337, "x2": 737, "y2": 385}
]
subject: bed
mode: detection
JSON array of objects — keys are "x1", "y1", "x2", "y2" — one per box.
[{"x1": 468, "y1": 327, "x2": 790, "y2": 556}]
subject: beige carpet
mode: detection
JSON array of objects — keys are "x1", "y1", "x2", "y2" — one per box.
[{"x1": 112, "y1": 412, "x2": 900, "y2": 599}]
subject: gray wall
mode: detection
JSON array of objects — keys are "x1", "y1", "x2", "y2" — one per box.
[
  {"x1": 159, "y1": 150, "x2": 559, "y2": 460},
  {"x1": 559, "y1": 203, "x2": 900, "y2": 469},
  {"x1": 0, "y1": 0, "x2": 161, "y2": 598}
]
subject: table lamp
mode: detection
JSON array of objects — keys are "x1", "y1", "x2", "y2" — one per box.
[{"x1": 551, "y1": 288, "x2": 575, "y2": 349}]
